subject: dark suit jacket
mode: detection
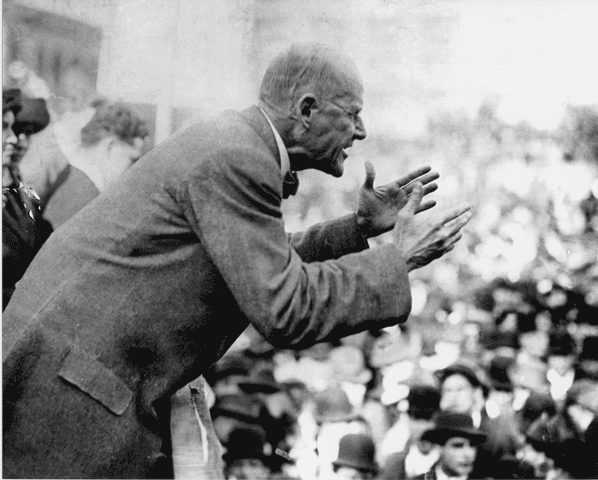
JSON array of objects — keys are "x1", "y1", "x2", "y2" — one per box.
[{"x1": 2, "y1": 106, "x2": 412, "y2": 478}]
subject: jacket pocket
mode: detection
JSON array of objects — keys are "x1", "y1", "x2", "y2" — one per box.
[{"x1": 58, "y1": 348, "x2": 133, "y2": 416}]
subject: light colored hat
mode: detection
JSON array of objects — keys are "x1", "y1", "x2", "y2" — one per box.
[{"x1": 329, "y1": 345, "x2": 372, "y2": 385}]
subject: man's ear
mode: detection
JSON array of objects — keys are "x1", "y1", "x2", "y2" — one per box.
[
  {"x1": 296, "y1": 94, "x2": 318, "y2": 130},
  {"x1": 100, "y1": 135, "x2": 116, "y2": 151}
]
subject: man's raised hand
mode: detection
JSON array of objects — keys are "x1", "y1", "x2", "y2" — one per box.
[
  {"x1": 356, "y1": 161, "x2": 439, "y2": 238},
  {"x1": 392, "y1": 182, "x2": 472, "y2": 271}
]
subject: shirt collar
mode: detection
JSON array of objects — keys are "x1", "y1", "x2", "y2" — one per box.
[
  {"x1": 435, "y1": 464, "x2": 468, "y2": 480},
  {"x1": 259, "y1": 107, "x2": 291, "y2": 178}
]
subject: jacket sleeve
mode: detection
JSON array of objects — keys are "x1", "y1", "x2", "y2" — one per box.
[
  {"x1": 181, "y1": 146, "x2": 412, "y2": 349},
  {"x1": 288, "y1": 214, "x2": 369, "y2": 263}
]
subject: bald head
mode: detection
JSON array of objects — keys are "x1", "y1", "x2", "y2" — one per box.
[{"x1": 259, "y1": 43, "x2": 363, "y2": 114}]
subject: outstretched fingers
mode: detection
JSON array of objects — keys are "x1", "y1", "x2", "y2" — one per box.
[
  {"x1": 396, "y1": 165, "x2": 433, "y2": 188},
  {"x1": 404, "y1": 170, "x2": 440, "y2": 191},
  {"x1": 415, "y1": 199, "x2": 437, "y2": 214},
  {"x1": 439, "y1": 203, "x2": 471, "y2": 227}
]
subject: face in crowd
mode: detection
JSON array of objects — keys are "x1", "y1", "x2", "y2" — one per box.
[
  {"x1": 334, "y1": 466, "x2": 377, "y2": 480},
  {"x1": 227, "y1": 458, "x2": 270, "y2": 480},
  {"x1": 440, "y1": 373, "x2": 482, "y2": 415},
  {"x1": 439, "y1": 436, "x2": 478, "y2": 477},
  {"x1": 2, "y1": 109, "x2": 18, "y2": 186}
]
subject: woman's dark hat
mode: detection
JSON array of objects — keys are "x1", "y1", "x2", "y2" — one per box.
[
  {"x1": 332, "y1": 433, "x2": 378, "y2": 474},
  {"x1": 3, "y1": 88, "x2": 22, "y2": 115},
  {"x1": 422, "y1": 412, "x2": 487, "y2": 446},
  {"x1": 222, "y1": 426, "x2": 267, "y2": 465},
  {"x1": 237, "y1": 366, "x2": 281, "y2": 394},
  {"x1": 13, "y1": 98, "x2": 50, "y2": 136}
]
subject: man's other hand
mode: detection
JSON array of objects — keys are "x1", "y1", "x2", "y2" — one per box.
[
  {"x1": 356, "y1": 161, "x2": 439, "y2": 238},
  {"x1": 392, "y1": 182, "x2": 472, "y2": 271}
]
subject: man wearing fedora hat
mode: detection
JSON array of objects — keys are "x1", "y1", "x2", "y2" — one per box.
[
  {"x1": 436, "y1": 362, "x2": 519, "y2": 479},
  {"x1": 414, "y1": 412, "x2": 487, "y2": 480},
  {"x1": 332, "y1": 433, "x2": 379, "y2": 480},
  {"x1": 222, "y1": 426, "x2": 273, "y2": 480},
  {"x1": 379, "y1": 385, "x2": 441, "y2": 480}
]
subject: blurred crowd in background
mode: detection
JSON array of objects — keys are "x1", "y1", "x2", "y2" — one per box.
[{"x1": 3, "y1": 2, "x2": 598, "y2": 479}]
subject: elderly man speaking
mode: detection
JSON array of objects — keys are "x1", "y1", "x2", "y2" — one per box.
[{"x1": 3, "y1": 43, "x2": 471, "y2": 478}]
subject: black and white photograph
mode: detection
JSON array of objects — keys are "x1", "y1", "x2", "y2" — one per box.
[{"x1": 3, "y1": 1, "x2": 598, "y2": 478}]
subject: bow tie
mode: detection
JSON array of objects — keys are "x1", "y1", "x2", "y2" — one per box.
[{"x1": 282, "y1": 171, "x2": 299, "y2": 199}]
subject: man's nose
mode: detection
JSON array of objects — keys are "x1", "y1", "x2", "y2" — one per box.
[
  {"x1": 5, "y1": 128, "x2": 18, "y2": 145},
  {"x1": 353, "y1": 116, "x2": 367, "y2": 141}
]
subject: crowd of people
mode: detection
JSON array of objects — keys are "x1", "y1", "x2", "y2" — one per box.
[
  {"x1": 2, "y1": 43, "x2": 598, "y2": 480},
  {"x1": 199, "y1": 275, "x2": 598, "y2": 480}
]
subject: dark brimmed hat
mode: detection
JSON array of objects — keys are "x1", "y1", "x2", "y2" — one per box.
[
  {"x1": 222, "y1": 426, "x2": 267, "y2": 465},
  {"x1": 482, "y1": 331, "x2": 519, "y2": 351},
  {"x1": 519, "y1": 393, "x2": 557, "y2": 430},
  {"x1": 579, "y1": 336, "x2": 598, "y2": 361},
  {"x1": 237, "y1": 367, "x2": 281, "y2": 394},
  {"x1": 3, "y1": 88, "x2": 22, "y2": 115},
  {"x1": 525, "y1": 416, "x2": 558, "y2": 455},
  {"x1": 204, "y1": 356, "x2": 251, "y2": 385},
  {"x1": 407, "y1": 385, "x2": 441, "y2": 420},
  {"x1": 422, "y1": 412, "x2": 487, "y2": 446},
  {"x1": 436, "y1": 362, "x2": 488, "y2": 396},
  {"x1": 516, "y1": 310, "x2": 540, "y2": 334},
  {"x1": 313, "y1": 385, "x2": 360, "y2": 423},
  {"x1": 547, "y1": 331, "x2": 577, "y2": 357},
  {"x1": 487, "y1": 355, "x2": 514, "y2": 391},
  {"x1": 210, "y1": 394, "x2": 264, "y2": 424},
  {"x1": 332, "y1": 433, "x2": 378, "y2": 474},
  {"x1": 13, "y1": 98, "x2": 50, "y2": 136}
]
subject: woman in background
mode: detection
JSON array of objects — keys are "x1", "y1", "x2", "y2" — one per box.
[
  {"x1": 40, "y1": 101, "x2": 149, "y2": 228},
  {"x1": 2, "y1": 88, "x2": 52, "y2": 308}
]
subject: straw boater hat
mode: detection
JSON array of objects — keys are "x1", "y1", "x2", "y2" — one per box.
[{"x1": 422, "y1": 411, "x2": 487, "y2": 446}]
